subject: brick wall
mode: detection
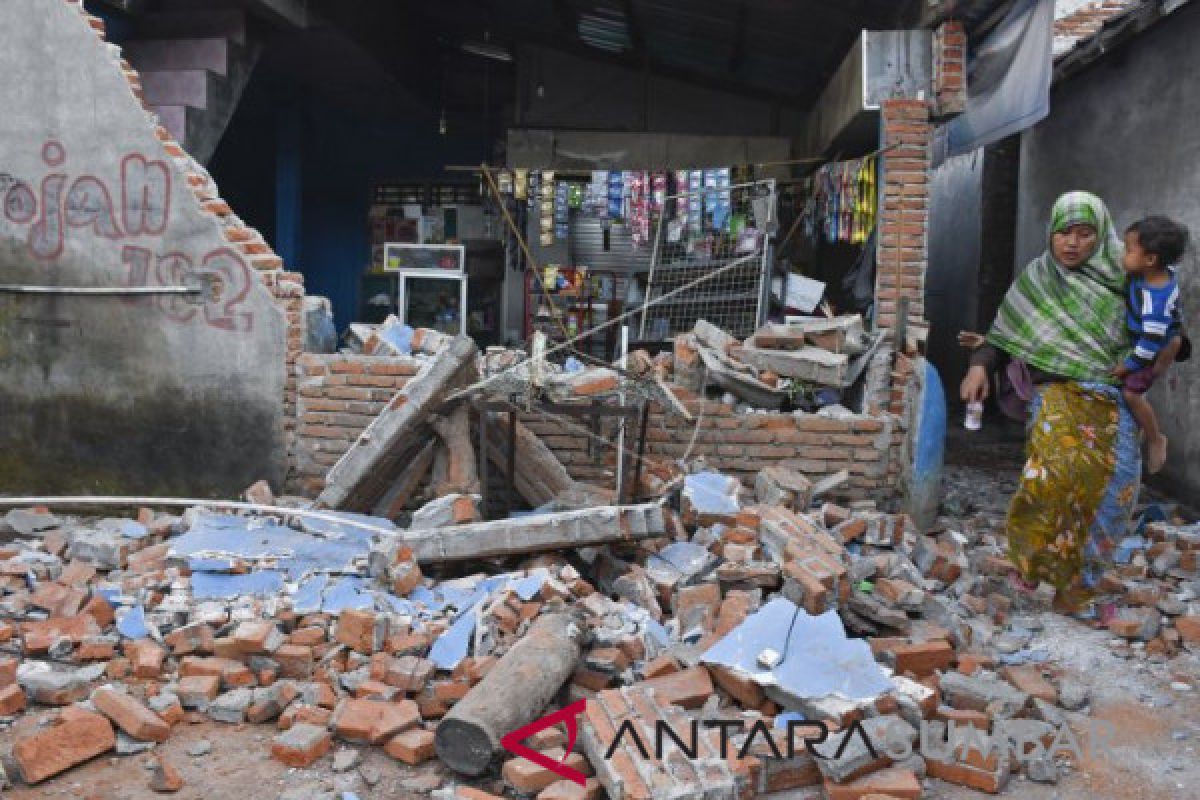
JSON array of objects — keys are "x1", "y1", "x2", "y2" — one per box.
[
  {"x1": 875, "y1": 99, "x2": 933, "y2": 333},
  {"x1": 70, "y1": 0, "x2": 307, "y2": 487},
  {"x1": 291, "y1": 354, "x2": 423, "y2": 497},
  {"x1": 933, "y1": 19, "x2": 967, "y2": 117},
  {"x1": 291, "y1": 352, "x2": 907, "y2": 505},
  {"x1": 523, "y1": 401, "x2": 904, "y2": 505}
]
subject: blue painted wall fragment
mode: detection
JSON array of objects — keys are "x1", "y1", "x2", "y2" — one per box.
[
  {"x1": 683, "y1": 472, "x2": 741, "y2": 515},
  {"x1": 907, "y1": 358, "x2": 947, "y2": 532},
  {"x1": 701, "y1": 597, "x2": 892, "y2": 703},
  {"x1": 191, "y1": 571, "x2": 284, "y2": 600},
  {"x1": 293, "y1": 574, "x2": 331, "y2": 614},
  {"x1": 116, "y1": 605, "x2": 150, "y2": 639}
]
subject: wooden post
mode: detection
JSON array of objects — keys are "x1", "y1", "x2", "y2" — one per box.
[{"x1": 435, "y1": 612, "x2": 585, "y2": 775}]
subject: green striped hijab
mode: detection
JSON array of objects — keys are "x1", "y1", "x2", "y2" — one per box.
[{"x1": 987, "y1": 191, "x2": 1129, "y2": 383}]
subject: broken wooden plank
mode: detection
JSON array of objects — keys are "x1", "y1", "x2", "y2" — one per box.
[
  {"x1": 371, "y1": 440, "x2": 437, "y2": 519},
  {"x1": 431, "y1": 406, "x2": 480, "y2": 496},
  {"x1": 733, "y1": 345, "x2": 849, "y2": 387},
  {"x1": 381, "y1": 502, "x2": 666, "y2": 564},
  {"x1": 482, "y1": 413, "x2": 574, "y2": 508},
  {"x1": 317, "y1": 336, "x2": 479, "y2": 511}
]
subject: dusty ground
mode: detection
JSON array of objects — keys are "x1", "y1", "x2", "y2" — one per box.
[{"x1": 4, "y1": 426, "x2": 1197, "y2": 799}]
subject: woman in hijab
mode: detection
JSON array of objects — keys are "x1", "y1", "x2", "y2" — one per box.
[{"x1": 960, "y1": 191, "x2": 1173, "y2": 617}]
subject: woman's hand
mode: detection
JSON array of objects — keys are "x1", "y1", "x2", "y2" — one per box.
[
  {"x1": 960, "y1": 365, "x2": 990, "y2": 403},
  {"x1": 957, "y1": 331, "x2": 985, "y2": 350}
]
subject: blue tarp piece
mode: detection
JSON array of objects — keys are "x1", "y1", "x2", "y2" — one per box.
[
  {"x1": 297, "y1": 511, "x2": 397, "y2": 538},
  {"x1": 936, "y1": 0, "x2": 1054, "y2": 162},
  {"x1": 429, "y1": 605, "x2": 477, "y2": 670},
  {"x1": 683, "y1": 471, "x2": 741, "y2": 515},
  {"x1": 187, "y1": 557, "x2": 237, "y2": 573},
  {"x1": 701, "y1": 597, "x2": 892, "y2": 703},
  {"x1": 95, "y1": 587, "x2": 122, "y2": 605},
  {"x1": 190, "y1": 570, "x2": 284, "y2": 600},
  {"x1": 116, "y1": 604, "x2": 149, "y2": 639}
]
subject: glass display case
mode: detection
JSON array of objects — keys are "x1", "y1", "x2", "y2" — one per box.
[{"x1": 383, "y1": 243, "x2": 468, "y2": 336}]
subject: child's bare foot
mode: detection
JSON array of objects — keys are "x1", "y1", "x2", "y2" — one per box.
[{"x1": 1147, "y1": 434, "x2": 1168, "y2": 474}]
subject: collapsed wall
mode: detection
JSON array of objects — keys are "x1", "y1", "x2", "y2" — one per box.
[
  {"x1": 292, "y1": 349, "x2": 909, "y2": 505},
  {"x1": 0, "y1": 0, "x2": 304, "y2": 496}
]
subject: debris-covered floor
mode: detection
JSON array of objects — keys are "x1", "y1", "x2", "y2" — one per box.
[{"x1": 2, "y1": 427, "x2": 1199, "y2": 800}]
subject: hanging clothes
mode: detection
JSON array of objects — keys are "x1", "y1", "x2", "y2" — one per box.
[{"x1": 803, "y1": 155, "x2": 877, "y2": 246}]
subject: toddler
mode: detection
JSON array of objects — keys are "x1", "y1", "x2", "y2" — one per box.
[{"x1": 1113, "y1": 216, "x2": 1190, "y2": 473}]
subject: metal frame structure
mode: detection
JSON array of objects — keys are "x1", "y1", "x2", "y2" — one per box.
[{"x1": 637, "y1": 179, "x2": 776, "y2": 341}]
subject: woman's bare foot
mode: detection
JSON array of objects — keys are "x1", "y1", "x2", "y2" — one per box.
[{"x1": 1147, "y1": 434, "x2": 1168, "y2": 474}]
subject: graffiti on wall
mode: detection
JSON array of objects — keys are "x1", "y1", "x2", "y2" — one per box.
[{"x1": 1, "y1": 141, "x2": 255, "y2": 332}]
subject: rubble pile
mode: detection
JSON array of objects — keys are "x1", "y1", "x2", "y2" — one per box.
[
  {"x1": 2, "y1": 321, "x2": 1195, "y2": 798},
  {"x1": 667, "y1": 317, "x2": 886, "y2": 412},
  {"x1": 2, "y1": 478, "x2": 1197, "y2": 797}
]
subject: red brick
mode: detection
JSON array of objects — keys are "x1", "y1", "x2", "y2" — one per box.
[
  {"x1": 0, "y1": 682, "x2": 26, "y2": 715},
  {"x1": 13, "y1": 710, "x2": 116, "y2": 784},
  {"x1": 336, "y1": 609, "x2": 379, "y2": 654},
  {"x1": 640, "y1": 654, "x2": 680, "y2": 680},
  {"x1": 1175, "y1": 615, "x2": 1200, "y2": 644},
  {"x1": 926, "y1": 754, "x2": 1010, "y2": 792},
  {"x1": 503, "y1": 748, "x2": 591, "y2": 793},
  {"x1": 823, "y1": 766, "x2": 922, "y2": 800},
  {"x1": 91, "y1": 687, "x2": 171, "y2": 742},
  {"x1": 271, "y1": 723, "x2": 332, "y2": 768},
  {"x1": 710, "y1": 665, "x2": 765, "y2": 707},
  {"x1": 384, "y1": 728, "x2": 436, "y2": 764},
  {"x1": 538, "y1": 778, "x2": 603, "y2": 800},
  {"x1": 127, "y1": 640, "x2": 167, "y2": 679},
  {"x1": 274, "y1": 644, "x2": 314, "y2": 679},
  {"x1": 638, "y1": 667, "x2": 714, "y2": 709},
  {"x1": 999, "y1": 665, "x2": 1058, "y2": 704},
  {"x1": 891, "y1": 640, "x2": 955, "y2": 678},
  {"x1": 0, "y1": 655, "x2": 18, "y2": 686},
  {"x1": 148, "y1": 754, "x2": 184, "y2": 792},
  {"x1": 333, "y1": 698, "x2": 421, "y2": 744},
  {"x1": 176, "y1": 675, "x2": 220, "y2": 707}
]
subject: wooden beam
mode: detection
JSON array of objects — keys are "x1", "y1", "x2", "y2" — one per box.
[
  {"x1": 371, "y1": 440, "x2": 437, "y2": 520},
  {"x1": 317, "y1": 336, "x2": 479, "y2": 511}
]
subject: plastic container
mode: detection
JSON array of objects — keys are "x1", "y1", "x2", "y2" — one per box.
[{"x1": 964, "y1": 401, "x2": 984, "y2": 431}]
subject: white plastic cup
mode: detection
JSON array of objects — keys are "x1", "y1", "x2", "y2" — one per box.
[{"x1": 964, "y1": 401, "x2": 984, "y2": 431}]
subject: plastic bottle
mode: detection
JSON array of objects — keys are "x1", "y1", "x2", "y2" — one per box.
[{"x1": 964, "y1": 401, "x2": 984, "y2": 431}]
